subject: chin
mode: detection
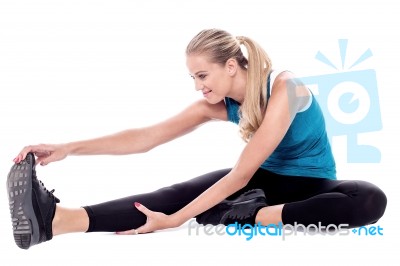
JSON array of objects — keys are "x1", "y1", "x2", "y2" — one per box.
[{"x1": 206, "y1": 96, "x2": 224, "y2": 105}]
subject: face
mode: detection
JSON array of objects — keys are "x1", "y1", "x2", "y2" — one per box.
[{"x1": 186, "y1": 54, "x2": 233, "y2": 104}]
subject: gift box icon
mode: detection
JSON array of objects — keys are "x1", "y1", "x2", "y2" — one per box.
[{"x1": 299, "y1": 40, "x2": 382, "y2": 163}]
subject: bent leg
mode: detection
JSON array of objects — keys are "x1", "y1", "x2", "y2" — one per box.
[
  {"x1": 82, "y1": 169, "x2": 230, "y2": 232},
  {"x1": 281, "y1": 180, "x2": 387, "y2": 228},
  {"x1": 245, "y1": 169, "x2": 387, "y2": 228}
]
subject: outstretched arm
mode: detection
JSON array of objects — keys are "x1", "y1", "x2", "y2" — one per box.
[
  {"x1": 13, "y1": 99, "x2": 228, "y2": 165},
  {"x1": 129, "y1": 72, "x2": 310, "y2": 233}
]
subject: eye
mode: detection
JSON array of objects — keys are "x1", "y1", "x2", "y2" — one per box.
[{"x1": 198, "y1": 74, "x2": 207, "y2": 80}]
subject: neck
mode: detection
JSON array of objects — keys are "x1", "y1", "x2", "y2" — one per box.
[{"x1": 227, "y1": 69, "x2": 247, "y2": 104}]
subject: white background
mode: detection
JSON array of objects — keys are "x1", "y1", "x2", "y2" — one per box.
[{"x1": 0, "y1": 0, "x2": 399, "y2": 265}]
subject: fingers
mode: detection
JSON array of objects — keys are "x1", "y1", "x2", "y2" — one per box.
[
  {"x1": 116, "y1": 224, "x2": 151, "y2": 235},
  {"x1": 34, "y1": 150, "x2": 52, "y2": 157},
  {"x1": 134, "y1": 202, "x2": 151, "y2": 216},
  {"x1": 115, "y1": 229, "x2": 138, "y2": 235},
  {"x1": 13, "y1": 146, "x2": 35, "y2": 163},
  {"x1": 134, "y1": 221, "x2": 153, "y2": 234},
  {"x1": 13, "y1": 144, "x2": 54, "y2": 165},
  {"x1": 36, "y1": 155, "x2": 51, "y2": 166},
  {"x1": 115, "y1": 203, "x2": 173, "y2": 236},
  {"x1": 115, "y1": 202, "x2": 153, "y2": 235},
  {"x1": 133, "y1": 202, "x2": 153, "y2": 234}
]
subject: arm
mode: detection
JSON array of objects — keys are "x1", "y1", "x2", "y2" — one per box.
[
  {"x1": 14, "y1": 99, "x2": 228, "y2": 165},
  {"x1": 169, "y1": 72, "x2": 309, "y2": 226},
  {"x1": 66, "y1": 99, "x2": 227, "y2": 155}
]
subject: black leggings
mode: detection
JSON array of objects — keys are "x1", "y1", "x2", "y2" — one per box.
[{"x1": 83, "y1": 168, "x2": 387, "y2": 232}]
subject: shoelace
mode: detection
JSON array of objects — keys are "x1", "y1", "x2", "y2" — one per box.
[{"x1": 41, "y1": 181, "x2": 60, "y2": 202}]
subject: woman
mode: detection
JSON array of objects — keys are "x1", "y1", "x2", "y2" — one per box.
[{"x1": 7, "y1": 29, "x2": 387, "y2": 249}]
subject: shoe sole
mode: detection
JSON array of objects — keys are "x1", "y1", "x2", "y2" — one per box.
[
  {"x1": 6, "y1": 154, "x2": 39, "y2": 249},
  {"x1": 220, "y1": 189, "x2": 267, "y2": 224}
]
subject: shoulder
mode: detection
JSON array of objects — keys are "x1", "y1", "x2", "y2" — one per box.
[
  {"x1": 271, "y1": 71, "x2": 297, "y2": 89},
  {"x1": 270, "y1": 71, "x2": 310, "y2": 113}
]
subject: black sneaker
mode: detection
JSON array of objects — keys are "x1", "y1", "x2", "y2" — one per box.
[
  {"x1": 6, "y1": 152, "x2": 60, "y2": 249},
  {"x1": 196, "y1": 189, "x2": 267, "y2": 226}
]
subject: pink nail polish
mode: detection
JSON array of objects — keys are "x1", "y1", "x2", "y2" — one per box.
[{"x1": 134, "y1": 202, "x2": 141, "y2": 208}]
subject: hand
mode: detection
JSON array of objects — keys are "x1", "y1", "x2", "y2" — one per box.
[
  {"x1": 13, "y1": 143, "x2": 69, "y2": 166},
  {"x1": 116, "y1": 202, "x2": 179, "y2": 235}
]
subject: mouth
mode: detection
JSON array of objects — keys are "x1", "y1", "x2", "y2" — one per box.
[{"x1": 202, "y1": 90, "x2": 212, "y2": 97}]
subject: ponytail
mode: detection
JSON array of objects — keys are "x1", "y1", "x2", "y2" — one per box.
[{"x1": 237, "y1": 36, "x2": 272, "y2": 142}]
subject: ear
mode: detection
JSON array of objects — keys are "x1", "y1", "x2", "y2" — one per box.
[{"x1": 225, "y1": 58, "x2": 238, "y2": 76}]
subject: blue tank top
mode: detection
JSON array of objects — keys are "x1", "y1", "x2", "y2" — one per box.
[{"x1": 224, "y1": 72, "x2": 336, "y2": 179}]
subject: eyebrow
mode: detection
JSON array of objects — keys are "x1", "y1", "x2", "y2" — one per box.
[
  {"x1": 194, "y1": 71, "x2": 207, "y2": 76},
  {"x1": 189, "y1": 71, "x2": 207, "y2": 78}
]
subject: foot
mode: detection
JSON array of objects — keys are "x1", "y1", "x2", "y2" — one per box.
[
  {"x1": 6, "y1": 153, "x2": 60, "y2": 249},
  {"x1": 196, "y1": 189, "x2": 267, "y2": 226}
]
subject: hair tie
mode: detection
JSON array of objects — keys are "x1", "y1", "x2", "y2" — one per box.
[{"x1": 236, "y1": 36, "x2": 245, "y2": 45}]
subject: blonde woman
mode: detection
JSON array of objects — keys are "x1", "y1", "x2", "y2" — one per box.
[{"x1": 7, "y1": 29, "x2": 387, "y2": 249}]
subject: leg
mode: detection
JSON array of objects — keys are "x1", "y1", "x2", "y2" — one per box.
[
  {"x1": 248, "y1": 169, "x2": 387, "y2": 227},
  {"x1": 255, "y1": 204, "x2": 284, "y2": 225},
  {"x1": 280, "y1": 180, "x2": 387, "y2": 227},
  {"x1": 7, "y1": 155, "x2": 229, "y2": 248},
  {"x1": 82, "y1": 168, "x2": 230, "y2": 232},
  {"x1": 52, "y1": 206, "x2": 89, "y2": 236}
]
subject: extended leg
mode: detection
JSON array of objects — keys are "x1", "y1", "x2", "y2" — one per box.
[
  {"x1": 52, "y1": 206, "x2": 89, "y2": 236},
  {"x1": 82, "y1": 168, "x2": 230, "y2": 232}
]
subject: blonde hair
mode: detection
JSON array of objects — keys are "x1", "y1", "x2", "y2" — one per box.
[{"x1": 186, "y1": 29, "x2": 272, "y2": 142}]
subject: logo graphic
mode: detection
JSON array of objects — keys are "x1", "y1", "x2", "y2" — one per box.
[
  {"x1": 187, "y1": 220, "x2": 384, "y2": 241},
  {"x1": 300, "y1": 40, "x2": 382, "y2": 163}
]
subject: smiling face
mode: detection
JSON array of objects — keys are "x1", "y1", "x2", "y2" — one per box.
[
  {"x1": 186, "y1": 29, "x2": 272, "y2": 142},
  {"x1": 186, "y1": 54, "x2": 234, "y2": 104}
]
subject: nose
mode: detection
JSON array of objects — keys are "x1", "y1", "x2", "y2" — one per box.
[{"x1": 194, "y1": 79, "x2": 204, "y2": 91}]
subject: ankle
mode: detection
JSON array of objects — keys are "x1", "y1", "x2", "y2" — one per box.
[
  {"x1": 52, "y1": 205, "x2": 62, "y2": 236},
  {"x1": 255, "y1": 205, "x2": 284, "y2": 225},
  {"x1": 255, "y1": 206, "x2": 269, "y2": 224},
  {"x1": 52, "y1": 206, "x2": 90, "y2": 235}
]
